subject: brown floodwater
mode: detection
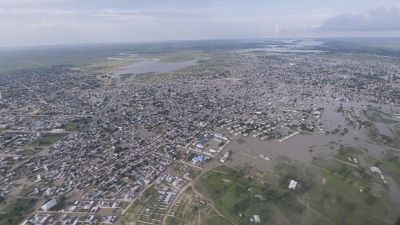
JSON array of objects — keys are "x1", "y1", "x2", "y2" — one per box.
[{"x1": 220, "y1": 100, "x2": 400, "y2": 205}]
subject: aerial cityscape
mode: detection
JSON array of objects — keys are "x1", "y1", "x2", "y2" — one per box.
[{"x1": 1, "y1": 1, "x2": 400, "y2": 225}]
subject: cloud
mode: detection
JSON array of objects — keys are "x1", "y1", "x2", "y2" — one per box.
[{"x1": 318, "y1": 6, "x2": 400, "y2": 31}]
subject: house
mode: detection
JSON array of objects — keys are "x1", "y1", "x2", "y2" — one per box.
[
  {"x1": 288, "y1": 180, "x2": 298, "y2": 190},
  {"x1": 252, "y1": 215, "x2": 261, "y2": 223},
  {"x1": 370, "y1": 166, "x2": 382, "y2": 175}
]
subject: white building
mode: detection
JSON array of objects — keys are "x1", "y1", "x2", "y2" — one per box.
[
  {"x1": 288, "y1": 180, "x2": 298, "y2": 190},
  {"x1": 41, "y1": 199, "x2": 58, "y2": 211}
]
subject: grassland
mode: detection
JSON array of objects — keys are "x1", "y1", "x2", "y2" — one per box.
[
  {"x1": 195, "y1": 165, "x2": 310, "y2": 225},
  {"x1": 310, "y1": 157, "x2": 396, "y2": 225},
  {"x1": 388, "y1": 129, "x2": 400, "y2": 149},
  {"x1": 30, "y1": 132, "x2": 67, "y2": 147},
  {"x1": 382, "y1": 154, "x2": 400, "y2": 187},
  {"x1": 0, "y1": 198, "x2": 36, "y2": 225},
  {"x1": 22, "y1": 132, "x2": 67, "y2": 156},
  {"x1": 157, "y1": 51, "x2": 209, "y2": 63},
  {"x1": 166, "y1": 187, "x2": 230, "y2": 225},
  {"x1": 195, "y1": 158, "x2": 398, "y2": 225},
  {"x1": 122, "y1": 187, "x2": 159, "y2": 224},
  {"x1": 61, "y1": 117, "x2": 92, "y2": 131}
]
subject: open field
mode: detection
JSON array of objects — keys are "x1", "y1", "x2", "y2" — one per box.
[
  {"x1": 382, "y1": 154, "x2": 400, "y2": 187},
  {"x1": 166, "y1": 187, "x2": 230, "y2": 225},
  {"x1": 122, "y1": 187, "x2": 159, "y2": 224},
  {"x1": 30, "y1": 132, "x2": 67, "y2": 147},
  {"x1": 61, "y1": 117, "x2": 92, "y2": 131},
  {"x1": 195, "y1": 160, "x2": 399, "y2": 225},
  {"x1": 0, "y1": 198, "x2": 36, "y2": 225},
  {"x1": 195, "y1": 165, "x2": 307, "y2": 225},
  {"x1": 310, "y1": 157, "x2": 396, "y2": 225}
]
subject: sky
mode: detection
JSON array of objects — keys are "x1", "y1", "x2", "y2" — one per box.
[{"x1": 1, "y1": 0, "x2": 400, "y2": 47}]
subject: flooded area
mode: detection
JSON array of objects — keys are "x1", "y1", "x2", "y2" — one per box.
[
  {"x1": 116, "y1": 59, "x2": 198, "y2": 76},
  {"x1": 223, "y1": 100, "x2": 399, "y2": 169},
  {"x1": 242, "y1": 40, "x2": 326, "y2": 53},
  {"x1": 219, "y1": 99, "x2": 400, "y2": 204},
  {"x1": 245, "y1": 46, "x2": 325, "y2": 53}
]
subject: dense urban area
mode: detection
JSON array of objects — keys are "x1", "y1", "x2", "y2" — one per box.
[{"x1": 1, "y1": 40, "x2": 400, "y2": 225}]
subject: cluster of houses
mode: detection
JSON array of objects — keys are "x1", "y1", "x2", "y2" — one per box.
[{"x1": 0, "y1": 48, "x2": 399, "y2": 224}]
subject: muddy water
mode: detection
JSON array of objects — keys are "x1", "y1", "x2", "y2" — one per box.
[
  {"x1": 221, "y1": 99, "x2": 400, "y2": 204},
  {"x1": 224, "y1": 102, "x2": 357, "y2": 170}
]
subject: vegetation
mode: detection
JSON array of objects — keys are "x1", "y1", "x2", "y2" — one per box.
[
  {"x1": 383, "y1": 154, "x2": 400, "y2": 187},
  {"x1": 157, "y1": 51, "x2": 208, "y2": 63},
  {"x1": 309, "y1": 159, "x2": 395, "y2": 225},
  {"x1": 0, "y1": 198, "x2": 36, "y2": 225},
  {"x1": 196, "y1": 165, "x2": 307, "y2": 225},
  {"x1": 166, "y1": 188, "x2": 230, "y2": 225},
  {"x1": 336, "y1": 145, "x2": 363, "y2": 162},
  {"x1": 30, "y1": 132, "x2": 67, "y2": 147},
  {"x1": 61, "y1": 117, "x2": 92, "y2": 131},
  {"x1": 123, "y1": 186, "x2": 159, "y2": 224}
]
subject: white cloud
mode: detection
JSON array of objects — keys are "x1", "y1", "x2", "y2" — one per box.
[{"x1": 318, "y1": 6, "x2": 400, "y2": 31}]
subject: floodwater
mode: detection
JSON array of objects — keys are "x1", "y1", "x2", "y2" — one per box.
[
  {"x1": 224, "y1": 101, "x2": 356, "y2": 170},
  {"x1": 116, "y1": 59, "x2": 197, "y2": 75},
  {"x1": 246, "y1": 46, "x2": 325, "y2": 53},
  {"x1": 220, "y1": 100, "x2": 400, "y2": 204},
  {"x1": 242, "y1": 40, "x2": 326, "y2": 53}
]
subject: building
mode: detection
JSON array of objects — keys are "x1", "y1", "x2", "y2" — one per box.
[
  {"x1": 288, "y1": 180, "x2": 298, "y2": 190},
  {"x1": 41, "y1": 199, "x2": 58, "y2": 211}
]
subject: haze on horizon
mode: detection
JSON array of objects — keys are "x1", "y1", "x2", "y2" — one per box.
[{"x1": 1, "y1": 0, "x2": 400, "y2": 47}]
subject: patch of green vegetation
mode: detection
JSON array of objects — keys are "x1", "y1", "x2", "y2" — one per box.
[
  {"x1": 0, "y1": 198, "x2": 36, "y2": 225},
  {"x1": 61, "y1": 117, "x2": 92, "y2": 131},
  {"x1": 336, "y1": 145, "x2": 363, "y2": 162},
  {"x1": 196, "y1": 165, "x2": 306, "y2": 225},
  {"x1": 166, "y1": 198, "x2": 190, "y2": 225},
  {"x1": 308, "y1": 160, "x2": 395, "y2": 225},
  {"x1": 203, "y1": 215, "x2": 232, "y2": 225},
  {"x1": 30, "y1": 133, "x2": 67, "y2": 147},
  {"x1": 21, "y1": 148, "x2": 35, "y2": 156},
  {"x1": 383, "y1": 154, "x2": 400, "y2": 187},
  {"x1": 120, "y1": 73, "x2": 135, "y2": 81},
  {"x1": 158, "y1": 51, "x2": 208, "y2": 63},
  {"x1": 388, "y1": 129, "x2": 400, "y2": 149},
  {"x1": 123, "y1": 186, "x2": 159, "y2": 223},
  {"x1": 142, "y1": 186, "x2": 158, "y2": 200}
]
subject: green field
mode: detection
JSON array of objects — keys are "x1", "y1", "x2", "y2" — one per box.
[
  {"x1": 0, "y1": 198, "x2": 36, "y2": 225},
  {"x1": 22, "y1": 132, "x2": 67, "y2": 155},
  {"x1": 166, "y1": 187, "x2": 230, "y2": 225},
  {"x1": 310, "y1": 158, "x2": 396, "y2": 225},
  {"x1": 30, "y1": 132, "x2": 67, "y2": 147},
  {"x1": 383, "y1": 154, "x2": 400, "y2": 187},
  {"x1": 122, "y1": 186, "x2": 164, "y2": 225},
  {"x1": 196, "y1": 160, "x2": 399, "y2": 225},
  {"x1": 195, "y1": 165, "x2": 310, "y2": 225},
  {"x1": 388, "y1": 129, "x2": 400, "y2": 149},
  {"x1": 157, "y1": 50, "x2": 209, "y2": 63},
  {"x1": 61, "y1": 117, "x2": 92, "y2": 131}
]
